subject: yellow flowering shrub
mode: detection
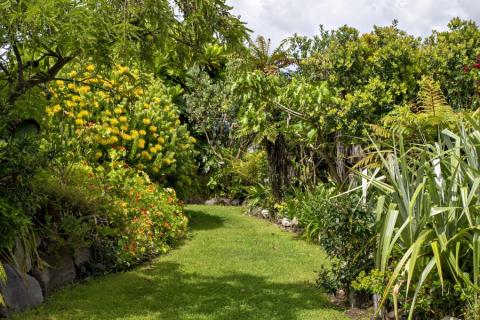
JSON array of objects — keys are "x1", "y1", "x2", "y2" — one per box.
[{"x1": 45, "y1": 64, "x2": 197, "y2": 188}]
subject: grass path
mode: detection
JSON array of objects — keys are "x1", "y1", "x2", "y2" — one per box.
[{"x1": 16, "y1": 205, "x2": 347, "y2": 320}]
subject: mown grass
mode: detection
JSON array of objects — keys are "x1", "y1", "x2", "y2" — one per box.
[{"x1": 15, "y1": 205, "x2": 347, "y2": 320}]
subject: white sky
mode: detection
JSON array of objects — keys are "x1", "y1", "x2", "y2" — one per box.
[{"x1": 227, "y1": 0, "x2": 480, "y2": 46}]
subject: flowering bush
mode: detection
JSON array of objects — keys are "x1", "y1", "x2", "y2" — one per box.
[
  {"x1": 44, "y1": 64, "x2": 197, "y2": 190},
  {"x1": 33, "y1": 163, "x2": 188, "y2": 270},
  {"x1": 99, "y1": 166, "x2": 188, "y2": 267}
]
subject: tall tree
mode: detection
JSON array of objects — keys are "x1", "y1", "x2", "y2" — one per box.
[{"x1": 232, "y1": 36, "x2": 294, "y2": 200}]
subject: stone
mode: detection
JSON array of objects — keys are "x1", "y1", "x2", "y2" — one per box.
[
  {"x1": 204, "y1": 198, "x2": 231, "y2": 206},
  {"x1": 348, "y1": 290, "x2": 370, "y2": 309},
  {"x1": 291, "y1": 217, "x2": 299, "y2": 227},
  {"x1": 231, "y1": 199, "x2": 243, "y2": 206},
  {"x1": 441, "y1": 317, "x2": 460, "y2": 320},
  {"x1": 249, "y1": 207, "x2": 262, "y2": 216},
  {"x1": 73, "y1": 248, "x2": 91, "y2": 278},
  {"x1": 335, "y1": 289, "x2": 346, "y2": 299},
  {"x1": 13, "y1": 238, "x2": 33, "y2": 273},
  {"x1": 73, "y1": 248, "x2": 91, "y2": 267},
  {"x1": 261, "y1": 209, "x2": 271, "y2": 219},
  {"x1": 281, "y1": 218, "x2": 291, "y2": 227},
  {"x1": 33, "y1": 249, "x2": 76, "y2": 296},
  {"x1": 0, "y1": 264, "x2": 43, "y2": 317},
  {"x1": 91, "y1": 263, "x2": 106, "y2": 274}
]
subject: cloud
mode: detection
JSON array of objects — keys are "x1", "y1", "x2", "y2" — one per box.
[{"x1": 226, "y1": 0, "x2": 479, "y2": 46}]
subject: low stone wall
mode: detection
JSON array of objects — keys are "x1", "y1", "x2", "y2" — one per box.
[{"x1": 0, "y1": 240, "x2": 92, "y2": 317}]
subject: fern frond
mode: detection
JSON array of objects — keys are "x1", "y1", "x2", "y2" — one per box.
[
  {"x1": 370, "y1": 124, "x2": 392, "y2": 139},
  {"x1": 416, "y1": 76, "x2": 452, "y2": 117},
  {"x1": 354, "y1": 152, "x2": 386, "y2": 169}
]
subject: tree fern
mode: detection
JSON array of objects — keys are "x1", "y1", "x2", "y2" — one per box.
[
  {"x1": 416, "y1": 76, "x2": 455, "y2": 123},
  {"x1": 247, "y1": 36, "x2": 293, "y2": 75},
  {"x1": 374, "y1": 76, "x2": 458, "y2": 143}
]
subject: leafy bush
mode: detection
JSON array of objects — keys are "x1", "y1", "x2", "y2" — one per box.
[
  {"x1": 98, "y1": 166, "x2": 188, "y2": 268},
  {"x1": 285, "y1": 183, "x2": 376, "y2": 292},
  {"x1": 31, "y1": 164, "x2": 188, "y2": 270},
  {"x1": 44, "y1": 64, "x2": 197, "y2": 195},
  {"x1": 207, "y1": 150, "x2": 267, "y2": 199},
  {"x1": 0, "y1": 198, "x2": 31, "y2": 253}
]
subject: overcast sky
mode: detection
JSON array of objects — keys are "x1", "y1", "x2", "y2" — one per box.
[{"x1": 226, "y1": 0, "x2": 480, "y2": 46}]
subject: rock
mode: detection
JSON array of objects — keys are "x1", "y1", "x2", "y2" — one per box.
[
  {"x1": 13, "y1": 238, "x2": 33, "y2": 273},
  {"x1": 33, "y1": 249, "x2": 76, "y2": 296},
  {"x1": 348, "y1": 290, "x2": 370, "y2": 309},
  {"x1": 291, "y1": 217, "x2": 299, "y2": 227},
  {"x1": 73, "y1": 248, "x2": 91, "y2": 267},
  {"x1": 204, "y1": 198, "x2": 217, "y2": 205},
  {"x1": 0, "y1": 264, "x2": 43, "y2": 317},
  {"x1": 231, "y1": 199, "x2": 243, "y2": 206},
  {"x1": 281, "y1": 218, "x2": 291, "y2": 227},
  {"x1": 335, "y1": 289, "x2": 346, "y2": 299},
  {"x1": 184, "y1": 197, "x2": 204, "y2": 204},
  {"x1": 261, "y1": 209, "x2": 271, "y2": 219},
  {"x1": 387, "y1": 311, "x2": 396, "y2": 319},
  {"x1": 249, "y1": 207, "x2": 262, "y2": 216},
  {"x1": 441, "y1": 317, "x2": 460, "y2": 320},
  {"x1": 204, "y1": 198, "x2": 231, "y2": 206},
  {"x1": 73, "y1": 248, "x2": 91, "y2": 277},
  {"x1": 91, "y1": 263, "x2": 106, "y2": 274}
]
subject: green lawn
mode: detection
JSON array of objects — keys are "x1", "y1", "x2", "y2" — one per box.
[{"x1": 16, "y1": 205, "x2": 348, "y2": 320}]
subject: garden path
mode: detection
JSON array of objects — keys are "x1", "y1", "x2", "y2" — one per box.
[{"x1": 16, "y1": 205, "x2": 347, "y2": 320}]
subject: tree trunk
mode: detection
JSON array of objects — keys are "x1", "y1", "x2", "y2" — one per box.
[
  {"x1": 335, "y1": 132, "x2": 347, "y2": 185},
  {"x1": 265, "y1": 134, "x2": 289, "y2": 201}
]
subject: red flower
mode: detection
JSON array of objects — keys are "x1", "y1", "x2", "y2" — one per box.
[{"x1": 473, "y1": 63, "x2": 480, "y2": 69}]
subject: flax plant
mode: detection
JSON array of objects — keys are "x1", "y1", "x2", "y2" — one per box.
[{"x1": 365, "y1": 117, "x2": 480, "y2": 319}]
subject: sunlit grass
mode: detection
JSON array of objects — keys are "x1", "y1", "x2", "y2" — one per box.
[{"x1": 15, "y1": 205, "x2": 347, "y2": 320}]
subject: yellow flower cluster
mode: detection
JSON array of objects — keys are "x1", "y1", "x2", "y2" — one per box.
[{"x1": 46, "y1": 63, "x2": 197, "y2": 181}]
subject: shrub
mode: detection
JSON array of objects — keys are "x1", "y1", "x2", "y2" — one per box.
[
  {"x1": 98, "y1": 166, "x2": 188, "y2": 268},
  {"x1": 285, "y1": 183, "x2": 376, "y2": 292},
  {"x1": 206, "y1": 150, "x2": 267, "y2": 200},
  {"x1": 31, "y1": 164, "x2": 188, "y2": 270},
  {"x1": 0, "y1": 198, "x2": 31, "y2": 252},
  {"x1": 44, "y1": 64, "x2": 197, "y2": 196}
]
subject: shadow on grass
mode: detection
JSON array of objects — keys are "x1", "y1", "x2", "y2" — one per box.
[
  {"x1": 187, "y1": 209, "x2": 225, "y2": 231},
  {"x1": 32, "y1": 261, "x2": 339, "y2": 320}
]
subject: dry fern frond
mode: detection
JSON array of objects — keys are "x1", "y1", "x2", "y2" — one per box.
[
  {"x1": 369, "y1": 124, "x2": 392, "y2": 139},
  {"x1": 354, "y1": 152, "x2": 388, "y2": 169}
]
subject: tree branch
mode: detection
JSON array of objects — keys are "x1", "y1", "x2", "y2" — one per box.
[
  {"x1": 0, "y1": 62, "x2": 10, "y2": 77},
  {"x1": 204, "y1": 129, "x2": 224, "y2": 161},
  {"x1": 269, "y1": 99, "x2": 309, "y2": 121},
  {"x1": 12, "y1": 44, "x2": 24, "y2": 86},
  {"x1": 7, "y1": 55, "x2": 74, "y2": 104}
]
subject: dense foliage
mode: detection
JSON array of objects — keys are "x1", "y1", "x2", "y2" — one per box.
[
  {"x1": 0, "y1": 0, "x2": 480, "y2": 318},
  {"x1": 0, "y1": 0, "x2": 247, "y2": 304}
]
